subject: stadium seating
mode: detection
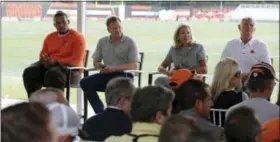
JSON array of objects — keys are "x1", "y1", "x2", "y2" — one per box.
[
  {"x1": 227, "y1": 4, "x2": 279, "y2": 22},
  {"x1": 191, "y1": 8, "x2": 234, "y2": 21},
  {"x1": 6, "y1": 3, "x2": 42, "y2": 19}
]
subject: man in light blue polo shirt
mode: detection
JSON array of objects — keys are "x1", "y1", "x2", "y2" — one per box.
[
  {"x1": 226, "y1": 62, "x2": 279, "y2": 123},
  {"x1": 80, "y1": 16, "x2": 140, "y2": 114}
]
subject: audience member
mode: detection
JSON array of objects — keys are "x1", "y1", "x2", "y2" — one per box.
[
  {"x1": 158, "y1": 115, "x2": 201, "y2": 142},
  {"x1": 276, "y1": 88, "x2": 280, "y2": 106},
  {"x1": 262, "y1": 117, "x2": 280, "y2": 142},
  {"x1": 82, "y1": 77, "x2": 135, "y2": 141},
  {"x1": 46, "y1": 102, "x2": 80, "y2": 142},
  {"x1": 1, "y1": 102, "x2": 59, "y2": 142},
  {"x1": 29, "y1": 87, "x2": 68, "y2": 105},
  {"x1": 106, "y1": 85, "x2": 174, "y2": 142},
  {"x1": 225, "y1": 106, "x2": 262, "y2": 142},
  {"x1": 155, "y1": 24, "x2": 207, "y2": 87},
  {"x1": 23, "y1": 10, "x2": 86, "y2": 97},
  {"x1": 179, "y1": 79, "x2": 223, "y2": 142},
  {"x1": 210, "y1": 57, "x2": 248, "y2": 126},
  {"x1": 221, "y1": 17, "x2": 271, "y2": 83},
  {"x1": 169, "y1": 69, "x2": 196, "y2": 113},
  {"x1": 80, "y1": 16, "x2": 140, "y2": 114},
  {"x1": 226, "y1": 62, "x2": 279, "y2": 123}
]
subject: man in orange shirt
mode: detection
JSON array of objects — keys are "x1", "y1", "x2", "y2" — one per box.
[
  {"x1": 23, "y1": 11, "x2": 86, "y2": 97},
  {"x1": 262, "y1": 117, "x2": 280, "y2": 142}
]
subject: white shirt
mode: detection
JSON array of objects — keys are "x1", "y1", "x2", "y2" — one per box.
[
  {"x1": 221, "y1": 38, "x2": 271, "y2": 73},
  {"x1": 226, "y1": 98, "x2": 279, "y2": 123}
]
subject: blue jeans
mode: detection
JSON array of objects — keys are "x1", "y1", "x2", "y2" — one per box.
[{"x1": 80, "y1": 72, "x2": 133, "y2": 113}]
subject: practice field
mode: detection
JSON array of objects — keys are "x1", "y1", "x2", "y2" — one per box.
[{"x1": 2, "y1": 20, "x2": 279, "y2": 104}]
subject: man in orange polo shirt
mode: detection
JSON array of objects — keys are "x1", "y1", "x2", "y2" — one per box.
[{"x1": 23, "y1": 11, "x2": 86, "y2": 97}]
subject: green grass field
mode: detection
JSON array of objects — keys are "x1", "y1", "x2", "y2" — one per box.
[{"x1": 2, "y1": 20, "x2": 279, "y2": 104}]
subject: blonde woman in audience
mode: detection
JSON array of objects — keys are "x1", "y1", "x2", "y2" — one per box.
[
  {"x1": 210, "y1": 57, "x2": 248, "y2": 126},
  {"x1": 155, "y1": 24, "x2": 207, "y2": 87}
]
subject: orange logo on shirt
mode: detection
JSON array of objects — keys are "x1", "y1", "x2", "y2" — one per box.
[{"x1": 62, "y1": 41, "x2": 68, "y2": 47}]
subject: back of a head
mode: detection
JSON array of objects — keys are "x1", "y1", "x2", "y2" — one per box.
[
  {"x1": 173, "y1": 79, "x2": 209, "y2": 114},
  {"x1": 159, "y1": 115, "x2": 200, "y2": 142},
  {"x1": 46, "y1": 102, "x2": 80, "y2": 137},
  {"x1": 1, "y1": 102, "x2": 56, "y2": 142},
  {"x1": 225, "y1": 106, "x2": 262, "y2": 142},
  {"x1": 105, "y1": 77, "x2": 135, "y2": 106},
  {"x1": 131, "y1": 85, "x2": 175, "y2": 123},
  {"x1": 29, "y1": 87, "x2": 67, "y2": 105},
  {"x1": 246, "y1": 62, "x2": 276, "y2": 95},
  {"x1": 211, "y1": 57, "x2": 240, "y2": 100}
]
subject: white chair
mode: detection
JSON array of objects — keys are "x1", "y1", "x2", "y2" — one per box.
[{"x1": 209, "y1": 108, "x2": 228, "y2": 127}]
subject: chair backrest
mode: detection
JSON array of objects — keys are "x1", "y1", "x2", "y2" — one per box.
[
  {"x1": 138, "y1": 52, "x2": 144, "y2": 70},
  {"x1": 84, "y1": 50, "x2": 90, "y2": 68},
  {"x1": 209, "y1": 108, "x2": 228, "y2": 127}
]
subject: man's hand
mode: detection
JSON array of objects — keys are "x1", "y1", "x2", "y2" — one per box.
[
  {"x1": 100, "y1": 65, "x2": 118, "y2": 73},
  {"x1": 167, "y1": 69, "x2": 176, "y2": 76},
  {"x1": 42, "y1": 55, "x2": 57, "y2": 68},
  {"x1": 40, "y1": 54, "x2": 48, "y2": 64}
]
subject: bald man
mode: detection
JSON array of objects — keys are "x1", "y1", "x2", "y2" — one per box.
[{"x1": 221, "y1": 17, "x2": 271, "y2": 83}]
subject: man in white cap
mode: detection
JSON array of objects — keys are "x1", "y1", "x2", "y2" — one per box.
[{"x1": 46, "y1": 102, "x2": 80, "y2": 142}]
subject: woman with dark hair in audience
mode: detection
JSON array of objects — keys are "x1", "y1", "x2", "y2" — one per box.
[
  {"x1": 154, "y1": 24, "x2": 207, "y2": 87},
  {"x1": 210, "y1": 57, "x2": 248, "y2": 126}
]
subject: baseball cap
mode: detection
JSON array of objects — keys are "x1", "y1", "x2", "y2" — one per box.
[
  {"x1": 169, "y1": 69, "x2": 193, "y2": 89},
  {"x1": 46, "y1": 102, "x2": 80, "y2": 136},
  {"x1": 248, "y1": 62, "x2": 278, "y2": 81}
]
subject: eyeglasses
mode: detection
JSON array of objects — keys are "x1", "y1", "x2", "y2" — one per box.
[{"x1": 234, "y1": 70, "x2": 242, "y2": 78}]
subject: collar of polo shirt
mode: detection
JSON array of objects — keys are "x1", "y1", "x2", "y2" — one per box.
[
  {"x1": 239, "y1": 38, "x2": 254, "y2": 46},
  {"x1": 108, "y1": 35, "x2": 125, "y2": 43}
]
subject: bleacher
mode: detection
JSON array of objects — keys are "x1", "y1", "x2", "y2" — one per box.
[
  {"x1": 227, "y1": 4, "x2": 279, "y2": 22},
  {"x1": 190, "y1": 8, "x2": 234, "y2": 21}
]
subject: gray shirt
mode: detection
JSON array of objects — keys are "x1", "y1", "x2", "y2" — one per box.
[
  {"x1": 92, "y1": 35, "x2": 140, "y2": 65},
  {"x1": 226, "y1": 98, "x2": 280, "y2": 123},
  {"x1": 165, "y1": 43, "x2": 206, "y2": 69},
  {"x1": 180, "y1": 109, "x2": 223, "y2": 142}
]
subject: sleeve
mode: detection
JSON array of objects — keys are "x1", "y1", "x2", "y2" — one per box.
[
  {"x1": 221, "y1": 42, "x2": 229, "y2": 60},
  {"x1": 259, "y1": 43, "x2": 272, "y2": 65},
  {"x1": 242, "y1": 92, "x2": 249, "y2": 101},
  {"x1": 39, "y1": 36, "x2": 49, "y2": 57},
  {"x1": 128, "y1": 38, "x2": 140, "y2": 63},
  {"x1": 164, "y1": 47, "x2": 173, "y2": 63},
  {"x1": 58, "y1": 35, "x2": 86, "y2": 66},
  {"x1": 92, "y1": 39, "x2": 103, "y2": 62},
  {"x1": 197, "y1": 44, "x2": 206, "y2": 61}
]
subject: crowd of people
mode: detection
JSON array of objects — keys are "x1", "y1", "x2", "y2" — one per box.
[{"x1": 1, "y1": 10, "x2": 279, "y2": 142}]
